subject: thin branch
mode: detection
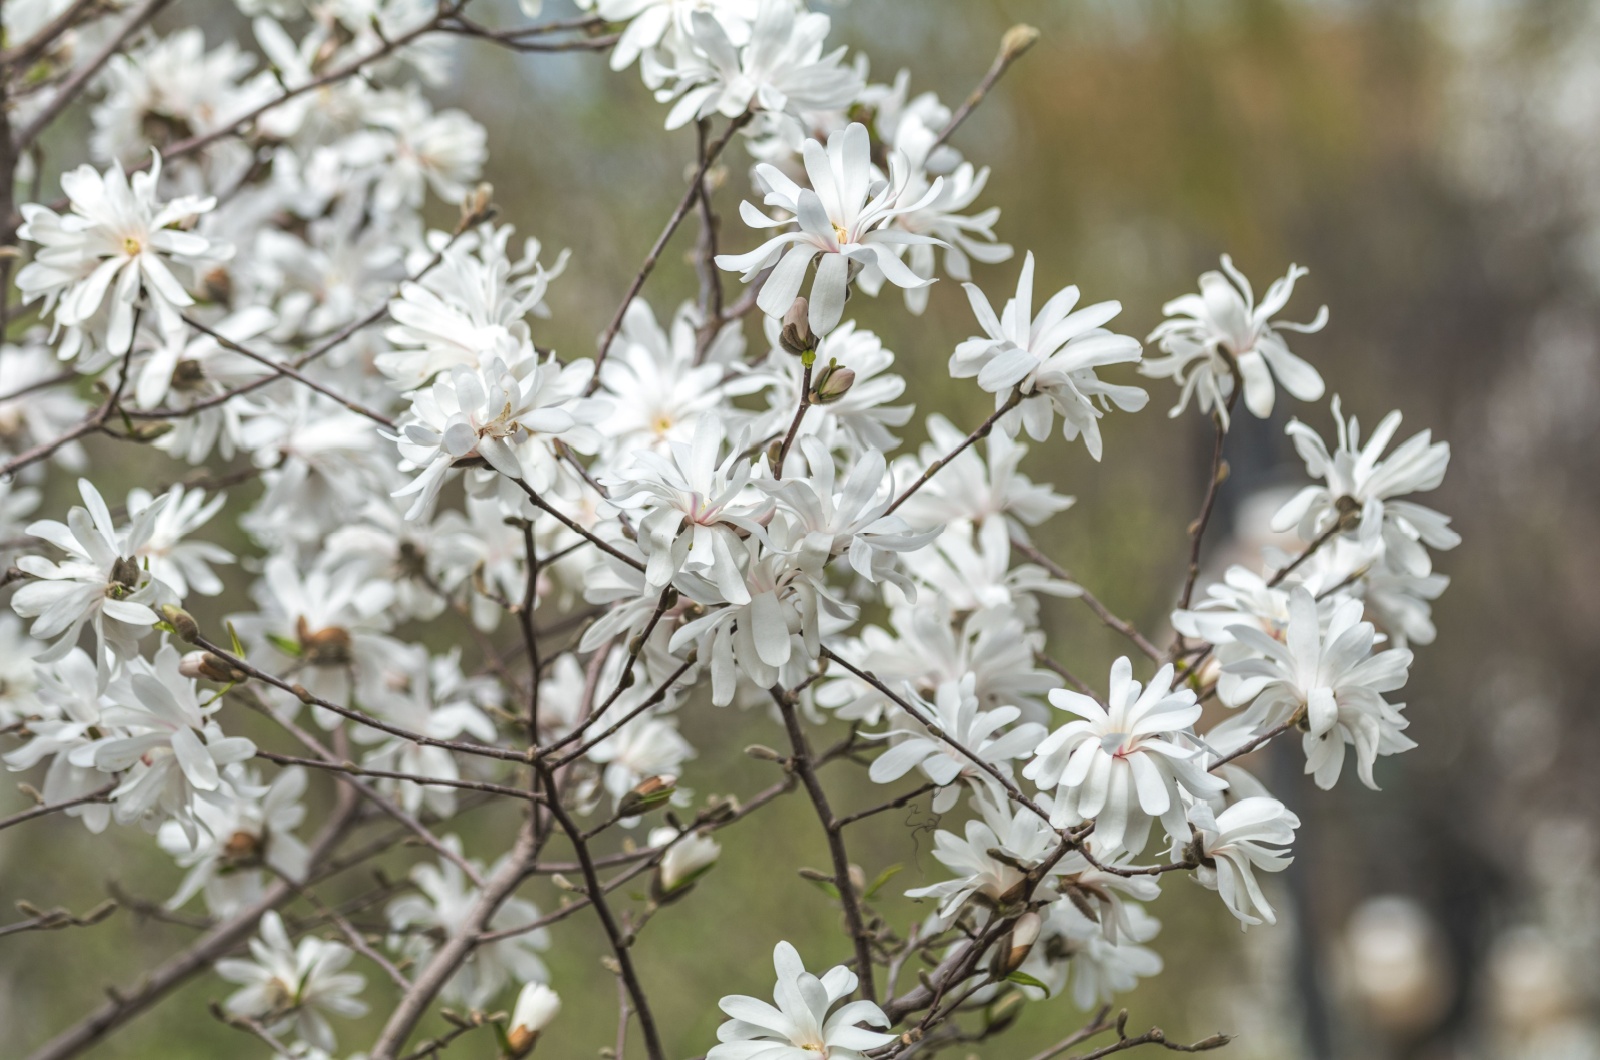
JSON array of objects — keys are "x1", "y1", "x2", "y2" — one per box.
[
  {"x1": 929, "y1": 24, "x2": 1040, "y2": 151},
  {"x1": 885, "y1": 388, "x2": 1021, "y2": 516},
  {"x1": 588, "y1": 111, "x2": 752, "y2": 393},
  {"x1": 771, "y1": 685, "x2": 878, "y2": 1002},
  {"x1": 0, "y1": 782, "x2": 114, "y2": 832}
]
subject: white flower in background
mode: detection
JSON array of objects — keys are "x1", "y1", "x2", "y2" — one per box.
[
  {"x1": 158, "y1": 767, "x2": 310, "y2": 915},
  {"x1": 1182, "y1": 796, "x2": 1300, "y2": 928},
  {"x1": 232, "y1": 554, "x2": 401, "y2": 712},
  {"x1": 717, "y1": 122, "x2": 946, "y2": 336},
  {"x1": 380, "y1": 225, "x2": 566, "y2": 389},
  {"x1": 16, "y1": 152, "x2": 227, "y2": 354},
  {"x1": 216, "y1": 911, "x2": 367, "y2": 1054},
  {"x1": 670, "y1": 535, "x2": 849, "y2": 705},
  {"x1": 0, "y1": 614, "x2": 45, "y2": 726},
  {"x1": 870, "y1": 119, "x2": 1013, "y2": 313},
  {"x1": 599, "y1": 0, "x2": 761, "y2": 74},
  {"x1": 707, "y1": 941, "x2": 895, "y2": 1060},
  {"x1": 506, "y1": 982, "x2": 561, "y2": 1053},
  {"x1": 90, "y1": 28, "x2": 261, "y2": 165},
  {"x1": 0, "y1": 341, "x2": 91, "y2": 465},
  {"x1": 604, "y1": 415, "x2": 770, "y2": 600},
  {"x1": 815, "y1": 599, "x2": 1058, "y2": 723},
  {"x1": 1223, "y1": 588, "x2": 1412, "y2": 742},
  {"x1": 951, "y1": 252, "x2": 1147, "y2": 460},
  {"x1": 893, "y1": 412, "x2": 1074, "y2": 536},
  {"x1": 77, "y1": 643, "x2": 256, "y2": 838},
  {"x1": 393, "y1": 355, "x2": 603, "y2": 521},
  {"x1": 743, "y1": 319, "x2": 913, "y2": 454},
  {"x1": 906, "y1": 789, "x2": 1066, "y2": 920},
  {"x1": 597, "y1": 299, "x2": 744, "y2": 453},
  {"x1": 868, "y1": 674, "x2": 1046, "y2": 813},
  {"x1": 358, "y1": 649, "x2": 499, "y2": 816},
  {"x1": 655, "y1": 3, "x2": 862, "y2": 131},
  {"x1": 1016, "y1": 898, "x2": 1163, "y2": 1007},
  {"x1": 1, "y1": 648, "x2": 112, "y2": 832},
  {"x1": 12, "y1": 479, "x2": 174, "y2": 681},
  {"x1": 386, "y1": 840, "x2": 550, "y2": 1008},
  {"x1": 1274, "y1": 396, "x2": 1459, "y2": 576},
  {"x1": 1144, "y1": 255, "x2": 1328, "y2": 423},
  {"x1": 762, "y1": 437, "x2": 936, "y2": 594},
  {"x1": 127, "y1": 485, "x2": 233, "y2": 598},
  {"x1": 364, "y1": 87, "x2": 487, "y2": 213},
  {"x1": 1023, "y1": 657, "x2": 1225, "y2": 854},
  {"x1": 585, "y1": 696, "x2": 694, "y2": 810}
]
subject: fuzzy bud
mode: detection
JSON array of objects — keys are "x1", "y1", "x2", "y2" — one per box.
[
  {"x1": 993, "y1": 910, "x2": 1042, "y2": 976},
  {"x1": 811, "y1": 362, "x2": 856, "y2": 404},
  {"x1": 779, "y1": 297, "x2": 816, "y2": 358},
  {"x1": 1001, "y1": 24, "x2": 1041, "y2": 63},
  {"x1": 503, "y1": 982, "x2": 560, "y2": 1057},
  {"x1": 617, "y1": 774, "x2": 677, "y2": 818},
  {"x1": 160, "y1": 604, "x2": 201, "y2": 644}
]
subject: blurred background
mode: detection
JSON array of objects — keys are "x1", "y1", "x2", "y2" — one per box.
[{"x1": 6, "y1": 0, "x2": 1600, "y2": 1057}]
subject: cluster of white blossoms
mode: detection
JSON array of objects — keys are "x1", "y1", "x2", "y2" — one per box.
[{"x1": 0, "y1": 1, "x2": 1457, "y2": 1059}]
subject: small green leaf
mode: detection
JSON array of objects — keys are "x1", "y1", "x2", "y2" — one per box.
[
  {"x1": 803, "y1": 876, "x2": 840, "y2": 900},
  {"x1": 865, "y1": 864, "x2": 903, "y2": 899},
  {"x1": 227, "y1": 621, "x2": 245, "y2": 656},
  {"x1": 265, "y1": 632, "x2": 302, "y2": 657},
  {"x1": 1006, "y1": 971, "x2": 1050, "y2": 995}
]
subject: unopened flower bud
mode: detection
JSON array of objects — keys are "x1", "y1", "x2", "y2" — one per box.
[
  {"x1": 1001, "y1": 24, "x2": 1041, "y2": 63},
  {"x1": 161, "y1": 604, "x2": 200, "y2": 644},
  {"x1": 462, "y1": 182, "x2": 495, "y2": 227},
  {"x1": 811, "y1": 362, "x2": 856, "y2": 404},
  {"x1": 779, "y1": 297, "x2": 816, "y2": 358},
  {"x1": 503, "y1": 982, "x2": 560, "y2": 1057},
  {"x1": 617, "y1": 774, "x2": 677, "y2": 817},
  {"x1": 992, "y1": 910, "x2": 1042, "y2": 977},
  {"x1": 652, "y1": 827, "x2": 722, "y2": 897}
]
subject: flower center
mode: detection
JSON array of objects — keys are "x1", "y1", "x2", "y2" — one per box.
[{"x1": 123, "y1": 236, "x2": 143, "y2": 256}]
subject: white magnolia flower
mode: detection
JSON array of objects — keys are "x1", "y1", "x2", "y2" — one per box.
[
  {"x1": 1223, "y1": 588, "x2": 1412, "y2": 741},
  {"x1": 158, "y1": 766, "x2": 310, "y2": 914},
  {"x1": 365, "y1": 87, "x2": 487, "y2": 213},
  {"x1": 380, "y1": 224, "x2": 565, "y2": 389},
  {"x1": 358, "y1": 649, "x2": 500, "y2": 815},
  {"x1": 1016, "y1": 898, "x2": 1163, "y2": 1008},
  {"x1": 868, "y1": 673, "x2": 1046, "y2": 813},
  {"x1": 707, "y1": 941, "x2": 895, "y2": 1060},
  {"x1": 12, "y1": 479, "x2": 175, "y2": 681},
  {"x1": 76, "y1": 643, "x2": 256, "y2": 838},
  {"x1": 1144, "y1": 255, "x2": 1328, "y2": 424},
  {"x1": 893, "y1": 412, "x2": 1074, "y2": 537},
  {"x1": 605, "y1": 415, "x2": 770, "y2": 600},
  {"x1": 1023, "y1": 657, "x2": 1225, "y2": 854},
  {"x1": 16, "y1": 152, "x2": 227, "y2": 354},
  {"x1": 950, "y1": 252, "x2": 1147, "y2": 460},
  {"x1": 386, "y1": 840, "x2": 550, "y2": 1008},
  {"x1": 217, "y1": 911, "x2": 368, "y2": 1054},
  {"x1": 905, "y1": 789, "x2": 1067, "y2": 920},
  {"x1": 597, "y1": 298, "x2": 745, "y2": 454},
  {"x1": 1, "y1": 648, "x2": 112, "y2": 832},
  {"x1": 127, "y1": 484, "x2": 233, "y2": 598},
  {"x1": 1182, "y1": 796, "x2": 1300, "y2": 927},
  {"x1": 743, "y1": 319, "x2": 913, "y2": 454},
  {"x1": 656, "y1": 4, "x2": 862, "y2": 131},
  {"x1": 1274, "y1": 396, "x2": 1459, "y2": 576},
  {"x1": 717, "y1": 122, "x2": 945, "y2": 336},
  {"x1": 0, "y1": 341, "x2": 90, "y2": 464},
  {"x1": 393, "y1": 355, "x2": 603, "y2": 520},
  {"x1": 762, "y1": 437, "x2": 937, "y2": 595},
  {"x1": 598, "y1": 0, "x2": 762, "y2": 74}
]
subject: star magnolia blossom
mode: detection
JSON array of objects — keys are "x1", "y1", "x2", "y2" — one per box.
[
  {"x1": 16, "y1": 152, "x2": 226, "y2": 356},
  {"x1": 950, "y1": 252, "x2": 1147, "y2": 460},
  {"x1": 1274, "y1": 396, "x2": 1460, "y2": 576},
  {"x1": 1144, "y1": 255, "x2": 1328, "y2": 424},
  {"x1": 707, "y1": 941, "x2": 896, "y2": 1060},
  {"x1": 217, "y1": 911, "x2": 368, "y2": 1054},
  {"x1": 1182, "y1": 796, "x2": 1300, "y2": 927},
  {"x1": 718, "y1": 122, "x2": 946, "y2": 335},
  {"x1": 1023, "y1": 657, "x2": 1226, "y2": 853}
]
